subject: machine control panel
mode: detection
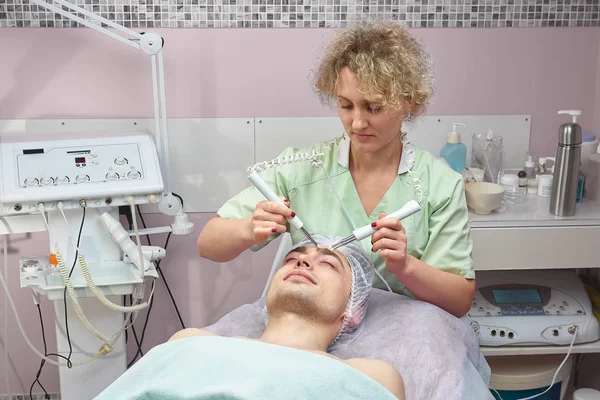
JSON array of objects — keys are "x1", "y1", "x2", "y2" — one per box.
[
  {"x1": 0, "y1": 130, "x2": 164, "y2": 215},
  {"x1": 469, "y1": 284, "x2": 584, "y2": 317},
  {"x1": 468, "y1": 271, "x2": 600, "y2": 347},
  {"x1": 16, "y1": 143, "x2": 144, "y2": 188}
]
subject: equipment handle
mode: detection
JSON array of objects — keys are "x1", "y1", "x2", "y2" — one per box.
[
  {"x1": 248, "y1": 171, "x2": 303, "y2": 230},
  {"x1": 352, "y1": 200, "x2": 421, "y2": 241}
]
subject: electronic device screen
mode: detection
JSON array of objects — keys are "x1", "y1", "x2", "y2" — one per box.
[{"x1": 492, "y1": 289, "x2": 543, "y2": 304}]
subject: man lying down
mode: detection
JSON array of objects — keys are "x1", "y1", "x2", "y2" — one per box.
[{"x1": 94, "y1": 236, "x2": 405, "y2": 400}]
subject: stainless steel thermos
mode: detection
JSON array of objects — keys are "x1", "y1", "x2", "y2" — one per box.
[{"x1": 550, "y1": 110, "x2": 582, "y2": 217}]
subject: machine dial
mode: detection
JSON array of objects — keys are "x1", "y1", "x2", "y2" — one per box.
[
  {"x1": 56, "y1": 176, "x2": 70, "y2": 184},
  {"x1": 24, "y1": 177, "x2": 39, "y2": 187},
  {"x1": 115, "y1": 157, "x2": 128, "y2": 165},
  {"x1": 76, "y1": 174, "x2": 90, "y2": 183},
  {"x1": 127, "y1": 170, "x2": 141, "y2": 179},
  {"x1": 41, "y1": 176, "x2": 55, "y2": 185},
  {"x1": 106, "y1": 171, "x2": 119, "y2": 181}
]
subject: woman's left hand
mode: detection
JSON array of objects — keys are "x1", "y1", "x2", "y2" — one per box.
[{"x1": 371, "y1": 211, "x2": 408, "y2": 276}]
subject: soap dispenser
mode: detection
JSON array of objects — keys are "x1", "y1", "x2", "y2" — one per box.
[
  {"x1": 440, "y1": 122, "x2": 467, "y2": 172},
  {"x1": 549, "y1": 109, "x2": 582, "y2": 216}
]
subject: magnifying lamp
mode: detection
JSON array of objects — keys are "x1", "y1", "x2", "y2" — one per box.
[{"x1": 27, "y1": 0, "x2": 194, "y2": 235}]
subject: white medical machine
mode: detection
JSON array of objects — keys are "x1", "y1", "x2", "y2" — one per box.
[
  {"x1": 468, "y1": 270, "x2": 600, "y2": 347},
  {"x1": 0, "y1": 129, "x2": 192, "y2": 400},
  {"x1": 0, "y1": 2, "x2": 194, "y2": 399}
]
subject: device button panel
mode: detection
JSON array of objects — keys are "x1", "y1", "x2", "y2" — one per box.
[
  {"x1": 16, "y1": 143, "x2": 144, "y2": 188},
  {"x1": 468, "y1": 289, "x2": 584, "y2": 317},
  {"x1": 468, "y1": 292, "x2": 502, "y2": 317},
  {"x1": 543, "y1": 290, "x2": 585, "y2": 316},
  {"x1": 500, "y1": 306, "x2": 544, "y2": 316}
]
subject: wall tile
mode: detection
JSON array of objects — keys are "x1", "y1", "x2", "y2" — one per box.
[{"x1": 1, "y1": 0, "x2": 599, "y2": 27}]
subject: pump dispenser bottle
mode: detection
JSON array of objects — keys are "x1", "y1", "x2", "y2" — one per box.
[
  {"x1": 440, "y1": 122, "x2": 467, "y2": 172},
  {"x1": 550, "y1": 110, "x2": 582, "y2": 216}
]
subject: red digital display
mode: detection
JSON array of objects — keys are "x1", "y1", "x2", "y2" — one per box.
[{"x1": 75, "y1": 157, "x2": 85, "y2": 164}]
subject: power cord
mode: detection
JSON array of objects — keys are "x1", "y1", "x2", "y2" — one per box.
[
  {"x1": 136, "y1": 205, "x2": 183, "y2": 330},
  {"x1": 126, "y1": 204, "x2": 184, "y2": 367},
  {"x1": 30, "y1": 302, "x2": 72, "y2": 400},
  {"x1": 30, "y1": 208, "x2": 85, "y2": 394},
  {"x1": 127, "y1": 282, "x2": 155, "y2": 368},
  {"x1": 172, "y1": 192, "x2": 184, "y2": 208},
  {"x1": 127, "y1": 227, "x2": 174, "y2": 366},
  {"x1": 122, "y1": 211, "x2": 144, "y2": 361},
  {"x1": 63, "y1": 207, "x2": 86, "y2": 367}
]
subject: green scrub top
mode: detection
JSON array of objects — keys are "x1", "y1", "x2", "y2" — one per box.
[{"x1": 217, "y1": 134, "x2": 475, "y2": 296}]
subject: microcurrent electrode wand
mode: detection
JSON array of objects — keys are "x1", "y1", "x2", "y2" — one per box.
[
  {"x1": 331, "y1": 200, "x2": 421, "y2": 250},
  {"x1": 247, "y1": 171, "x2": 318, "y2": 246}
]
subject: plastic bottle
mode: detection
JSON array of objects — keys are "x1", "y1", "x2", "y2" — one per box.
[
  {"x1": 581, "y1": 131, "x2": 598, "y2": 172},
  {"x1": 538, "y1": 175, "x2": 554, "y2": 198},
  {"x1": 583, "y1": 143, "x2": 600, "y2": 203},
  {"x1": 440, "y1": 122, "x2": 467, "y2": 172},
  {"x1": 517, "y1": 170, "x2": 528, "y2": 199},
  {"x1": 525, "y1": 152, "x2": 536, "y2": 179},
  {"x1": 537, "y1": 157, "x2": 555, "y2": 198}
]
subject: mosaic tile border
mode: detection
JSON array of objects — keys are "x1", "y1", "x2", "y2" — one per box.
[{"x1": 1, "y1": 0, "x2": 599, "y2": 28}]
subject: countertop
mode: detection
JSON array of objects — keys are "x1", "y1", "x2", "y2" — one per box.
[{"x1": 469, "y1": 196, "x2": 600, "y2": 228}]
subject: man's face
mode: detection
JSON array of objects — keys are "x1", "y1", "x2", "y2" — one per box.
[{"x1": 266, "y1": 245, "x2": 353, "y2": 324}]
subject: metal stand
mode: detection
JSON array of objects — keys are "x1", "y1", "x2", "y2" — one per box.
[
  {"x1": 19, "y1": 207, "x2": 157, "y2": 399},
  {"x1": 54, "y1": 296, "x2": 127, "y2": 400}
]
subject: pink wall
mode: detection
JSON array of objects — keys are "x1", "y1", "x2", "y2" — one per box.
[
  {"x1": 1, "y1": 27, "x2": 600, "y2": 396},
  {"x1": 2, "y1": 28, "x2": 600, "y2": 154}
]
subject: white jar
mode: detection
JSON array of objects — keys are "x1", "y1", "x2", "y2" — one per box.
[
  {"x1": 527, "y1": 178, "x2": 538, "y2": 195},
  {"x1": 538, "y1": 175, "x2": 553, "y2": 198},
  {"x1": 501, "y1": 174, "x2": 524, "y2": 203}
]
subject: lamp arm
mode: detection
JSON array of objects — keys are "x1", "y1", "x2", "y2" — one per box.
[
  {"x1": 28, "y1": 0, "x2": 184, "y2": 224},
  {"x1": 28, "y1": 0, "x2": 143, "y2": 49}
]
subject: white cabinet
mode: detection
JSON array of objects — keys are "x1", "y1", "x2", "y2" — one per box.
[
  {"x1": 470, "y1": 197, "x2": 600, "y2": 271},
  {"x1": 468, "y1": 197, "x2": 600, "y2": 356}
]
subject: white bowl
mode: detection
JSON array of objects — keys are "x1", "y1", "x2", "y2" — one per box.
[{"x1": 465, "y1": 182, "x2": 505, "y2": 215}]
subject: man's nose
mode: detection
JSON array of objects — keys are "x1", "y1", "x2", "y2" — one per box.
[{"x1": 295, "y1": 253, "x2": 312, "y2": 269}]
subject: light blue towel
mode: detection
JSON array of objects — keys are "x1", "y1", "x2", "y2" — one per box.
[{"x1": 94, "y1": 336, "x2": 398, "y2": 399}]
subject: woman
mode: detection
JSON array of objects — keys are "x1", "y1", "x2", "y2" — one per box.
[{"x1": 198, "y1": 21, "x2": 475, "y2": 318}]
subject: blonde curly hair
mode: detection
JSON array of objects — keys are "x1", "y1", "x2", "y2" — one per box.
[{"x1": 313, "y1": 21, "x2": 434, "y2": 117}]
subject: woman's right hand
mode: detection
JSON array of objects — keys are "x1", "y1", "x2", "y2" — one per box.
[{"x1": 248, "y1": 197, "x2": 295, "y2": 244}]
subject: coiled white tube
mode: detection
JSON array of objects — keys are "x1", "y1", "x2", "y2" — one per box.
[
  {"x1": 76, "y1": 252, "x2": 148, "y2": 312},
  {"x1": 248, "y1": 136, "x2": 342, "y2": 174},
  {"x1": 54, "y1": 251, "x2": 111, "y2": 343}
]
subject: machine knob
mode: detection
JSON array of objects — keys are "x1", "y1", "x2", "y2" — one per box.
[
  {"x1": 24, "y1": 177, "x2": 39, "y2": 186},
  {"x1": 115, "y1": 157, "x2": 128, "y2": 165},
  {"x1": 127, "y1": 170, "x2": 141, "y2": 179},
  {"x1": 106, "y1": 171, "x2": 119, "y2": 181},
  {"x1": 41, "y1": 176, "x2": 55, "y2": 185},
  {"x1": 56, "y1": 176, "x2": 70, "y2": 184},
  {"x1": 76, "y1": 174, "x2": 90, "y2": 183}
]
